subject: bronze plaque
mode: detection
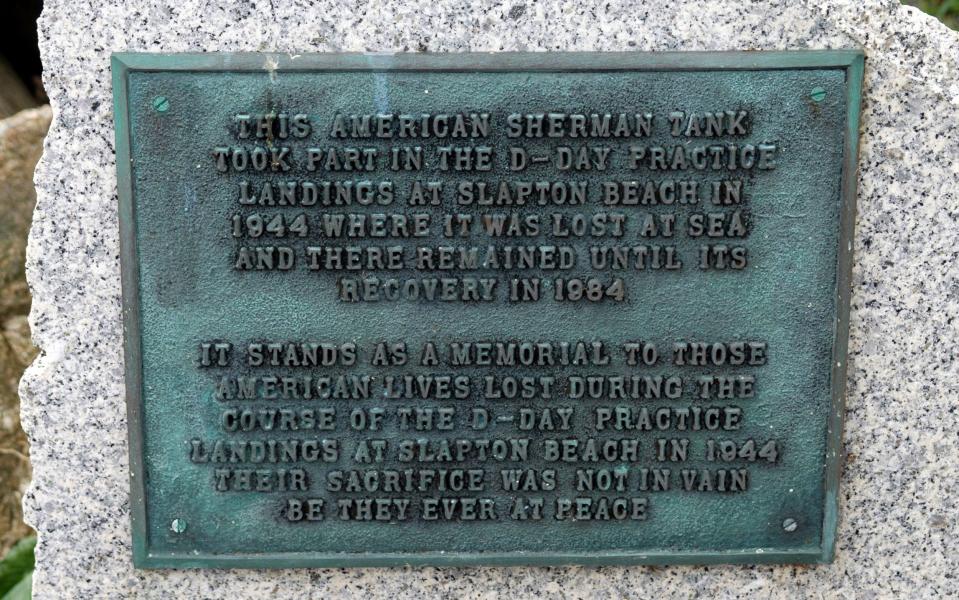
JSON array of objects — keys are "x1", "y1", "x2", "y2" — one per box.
[{"x1": 112, "y1": 51, "x2": 863, "y2": 567}]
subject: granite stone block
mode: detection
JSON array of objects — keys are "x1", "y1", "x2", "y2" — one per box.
[{"x1": 21, "y1": 0, "x2": 959, "y2": 597}]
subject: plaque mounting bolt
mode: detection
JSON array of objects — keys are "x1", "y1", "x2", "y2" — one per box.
[
  {"x1": 153, "y1": 95, "x2": 170, "y2": 113},
  {"x1": 782, "y1": 518, "x2": 798, "y2": 532},
  {"x1": 810, "y1": 87, "x2": 826, "y2": 102},
  {"x1": 170, "y1": 518, "x2": 187, "y2": 533}
]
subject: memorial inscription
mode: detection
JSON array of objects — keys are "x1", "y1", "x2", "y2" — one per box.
[{"x1": 112, "y1": 51, "x2": 863, "y2": 567}]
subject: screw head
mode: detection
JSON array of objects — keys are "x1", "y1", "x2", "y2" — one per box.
[
  {"x1": 170, "y1": 518, "x2": 187, "y2": 533},
  {"x1": 782, "y1": 518, "x2": 798, "y2": 532},
  {"x1": 810, "y1": 87, "x2": 826, "y2": 102},
  {"x1": 153, "y1": 95, "x2": 170, "y2": 113}
]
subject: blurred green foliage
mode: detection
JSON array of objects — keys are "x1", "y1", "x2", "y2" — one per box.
[
  {"x1": 0, "y1": 537, "x2": 33, "y2": 600},
  {"x1": 908, "y1": 0, "x2": 959, "y2": 28}
]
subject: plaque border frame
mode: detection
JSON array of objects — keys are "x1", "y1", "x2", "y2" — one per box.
[{"x1": 111, "y1": 50, "x2": 864, "y2": 569}]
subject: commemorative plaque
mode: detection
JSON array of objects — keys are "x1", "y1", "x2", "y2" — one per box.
[{"x1": 112, "y1": 51, "x2": 863, "y2": 567}]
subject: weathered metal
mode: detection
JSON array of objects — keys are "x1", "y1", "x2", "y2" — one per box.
[{"x1": 112, "y1": 51, "x2": 863, "y2": 568}]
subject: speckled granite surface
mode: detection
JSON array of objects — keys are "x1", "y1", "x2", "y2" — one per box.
[{"x1": 21, "y1": 0, "x2": 959, "y2": 597}]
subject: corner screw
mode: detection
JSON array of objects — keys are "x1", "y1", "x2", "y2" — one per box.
[
  {"x1": 170, "y1": 518, "x2": 187, "y2": 533},
  {"x1": 153, "y1": 95, "x2": 170, "y2": 113},
  {"x1": 782, "y1": 518, "x2": 798, "y2": 532},
  {"x1": 810, "y1": 87, "x2": 826, "y2": 103}
]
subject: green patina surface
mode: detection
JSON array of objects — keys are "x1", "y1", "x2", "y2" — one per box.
[{"x1": 112, "y1": 51, "x2": 863, "y2": 568}]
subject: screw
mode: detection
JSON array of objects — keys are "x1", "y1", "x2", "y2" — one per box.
[
  {"x1": 810, "y1": 87, "x2": 826, "y2": 102},
  {"x1": 170, "y1": 518, "x2": 187, "y2": 533},
  {"x1": 153, "y1": 96, "x2": 170, "y2": 113},
  {"x1": 782, "y1": 518, "x2": 798, "y2": 532}
]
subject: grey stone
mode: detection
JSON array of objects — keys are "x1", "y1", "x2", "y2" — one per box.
[{"x1": 22, "y1": 0, "x2": 959, "y2": 598}]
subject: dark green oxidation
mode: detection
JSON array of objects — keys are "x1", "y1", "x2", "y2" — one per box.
[{"x1": 111, "y1": 51, "x2": 863, "y2": 569}]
